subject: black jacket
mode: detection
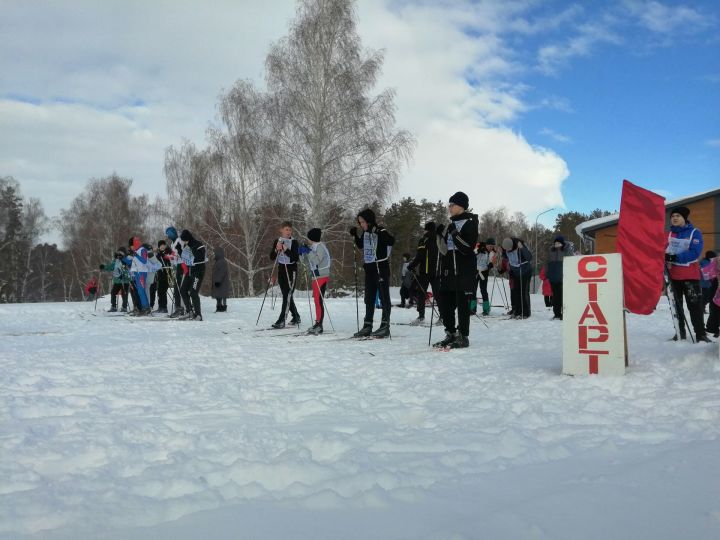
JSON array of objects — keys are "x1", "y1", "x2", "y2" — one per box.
[
  {"x1": 269, "y1": 237, "x2": 299, "y2": 266},
  {"x1": 188, "y1": 238, "x2": 207, "y2": 269},
  {"x1": 408, "y1": 230, "x2": 440, "y2": 278},
  {"x1": 546, "y1": 242, "x2": 575, "y2": 283},
  {"x1": 504, "y1": 238, "x2": 532, "y2": 278},
  {"x1": 438, "y1": 212, "x2": 479, "y2": 290},
  {"x1": 353, "y1": 225, "x2": 395, "y2": 267}
]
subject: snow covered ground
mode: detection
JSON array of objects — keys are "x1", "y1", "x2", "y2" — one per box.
[{"x1": 1, "y1": 289, "x2": 719, "y2": 540}]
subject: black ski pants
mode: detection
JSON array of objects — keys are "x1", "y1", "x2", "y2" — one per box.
[
  {"x1": 364, "y1": 261, "x2": 391, "y2": 324},
  {"x1": 110, "y1": 283, "x2": 129, "y2": 309},
  {"x1": 414, "y1": 273, "x2": 431, "y2": 318},
  {"x1": 155, "y1": 267, "x2": 169, "y2": 310},
  {"x1": 672, "y1": 279, "x2": 706, "y2": 339},
  {"x1": 181, "y1": 265, "x2": 205, "y2": 316},
  {"x1": 439, "y1": 289, "x2": 473, "y2": 337},
  {"x1": 511, "y1": 270, "x2": 532, "y2": 318},
  {"x1": 550, "y1": 281, "x2": 563, "y2": 319},
  {"x1": 476, "y1": 270, "x2": 489, "y2": 302},
  {"x1": 278, "y1": 263, "x2": 299, "y2": 321}
]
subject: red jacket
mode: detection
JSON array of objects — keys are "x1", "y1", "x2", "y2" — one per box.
[{"x1": 539, "y1": 267, "x2": 552, "y2": 296}]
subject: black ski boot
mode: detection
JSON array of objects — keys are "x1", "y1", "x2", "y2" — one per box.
[
  {"x1": 289, "y1": 315, "x2": 301, "y2": 326},
  {"x1": 449, "y1": 334, "x2": 470, "y2": 349},
  {"x1": 409, "y1": 316, "x2": 425, "y2": 326},
  {"x1": 120, "y1": 306, "x2": 128, "y2": 313},
  {"x1": 193, "y1": 313, "x2": 203, "y2": 321},
  {"x1": 433, "y1": 332, "x2": 456, "y2": 348},
  {"x1": 353, "y1": 322, "x2": 373, "y2": 338},
  {"x1": 307, "y1": 322, "x2": 323, "y2": 335},
  {"x1": 108, "y1": 306, "x2": 117, "y2": 312},
  {"x1": 696, "y1": 333, "x2": 712, "y2": 343},
  {"x1": 271, "y1": 319, "x2": 286, "y2": 329},
  {"x1": 371, "y1": 322, "x2": 391, "y2": 338},
  {"x1": 169, "y1": 307, "x2": 184, "y2": 319}
]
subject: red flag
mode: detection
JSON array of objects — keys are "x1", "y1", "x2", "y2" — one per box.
[{"x1": 616, "y1": 180, "x2": 667, "y2": 315}]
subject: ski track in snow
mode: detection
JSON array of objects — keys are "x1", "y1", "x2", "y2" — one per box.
[{"x1": 1, "y1": 293, "x2": 719, "y2": 539}]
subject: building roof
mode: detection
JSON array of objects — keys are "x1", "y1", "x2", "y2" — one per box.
[{"x1": 576, "y1": 186, "x2": 720, "y2": 238}]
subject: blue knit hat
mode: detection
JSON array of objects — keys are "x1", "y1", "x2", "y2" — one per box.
[{"x1": 166, "y1": 226, "x2": 178, "y2": 241}]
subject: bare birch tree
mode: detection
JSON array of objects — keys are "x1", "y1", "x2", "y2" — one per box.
[{"x1": 266, "y1": 0, "x2": 415, "y2": 230}]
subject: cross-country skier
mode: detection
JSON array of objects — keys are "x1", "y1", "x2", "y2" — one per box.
[
  {"x1": 165, "y1": 227, "x2": 186, "y2": 318},
  {"x1": 178, "y1": 229, "x2": 207, "y2": 321},
  {"x1": 501, "y1": 237, "x2": 533, "y2": 319},
  {"x1": 407, "y1": 222, "x2": 440, "y2": 326},
  {"x1": 349, "y1": 208, "x2": 395, "y2": 338},
  {"x1": 99, "y1": 247, "x2": 131, "y2": 312},
  {"x1": 665, "y1": 206, "x2": 710, "y2": 342},
  {"x1": 299, "y1": 228, "x2": 331, "y2": 335},
  {"x1": 269, "y1": 221, "x2": 301, "y2": 329},
  {"x1": 434, "y1": 192, "x2": 479, "y2": 349}
]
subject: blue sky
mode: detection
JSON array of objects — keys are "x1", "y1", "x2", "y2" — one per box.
[{"x1": 0, "y1": 0, "x2": 718, "y2": 235}]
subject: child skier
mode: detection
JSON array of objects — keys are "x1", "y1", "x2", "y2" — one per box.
[
  {"x1": 154, "y1": 240, "x2": 173, "y2": 313},
  {"x1": 546, "y1": 235, "x2": 575, "y2": 320},
  {"x1": 407, "y1": 222, "x2": 440, "y2": 326},
  {"x1": 501, "y1": 237, "x2": 533, "y2": 319},
  {"x1": 475, "y1": 239, "x2": 495, "y2": 316},
  {"x1": 211, "y1": 247, "x2": 230, "y2": 313},
  {"x1": 269, "y1": 221, "x2": 301, "y2": 328},
  {"x1": 129, "y1": 237, "x2": 151, "y2": 316},
  {"x1": 433, "y1": 192, "x2": 479, "y2": 349},
  {"x1": 299, "y1": 228, "x2": 331, "y2": 335},
  {"x1": 99, "y1": 247, "x2": 131, "y2": 312},
  {"x1": 178, "y1": 229, "x2": 207, "y2": 321},
  {"x1": 349, "y1": 208, "x2": 395, "y2": 338},
  {"x1": 398, "y1": 253, "x2": 413, "y2": 308},
  {"x1": 165, "y1": 227, "x2": 185, "y2": 318}
]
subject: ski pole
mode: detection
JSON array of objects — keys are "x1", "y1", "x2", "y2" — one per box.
[{"x1": 255, "y1": 257, "x2": 278, "y2": 326}]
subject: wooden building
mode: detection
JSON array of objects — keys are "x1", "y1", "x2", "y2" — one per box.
[{"x1": 577, "y1": 188, "x2": 720, "y2": 254}]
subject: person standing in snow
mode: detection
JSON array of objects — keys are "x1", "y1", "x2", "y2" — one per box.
[
  {"x1": 539, "y1": 266, "x2": 553, "y2": 309},
  {"x1": 407, "y1": 222, "x2": 440, "y2": 326},
  {"x1": 165, "y1": 227, "x2": 186, "y2": 318},
  {"x1": 269, "y1": 221, "x2": 301, "y2": 329},
  {"x1": 699, "y1": 250, "x2": 718, "y2": 313},
  {"x1": 434, "y1": 192, "x2": 479, "y2": 349},
  {"x1": 475, "y1": 239, "x2": 496, "y2": 316},
  {"x1": 665, "y1": 206, "x2": 710, "y2": 342},
  {"x1": 128, "y1": 237, "x2": 151, "y2": 316},
  {"x1": 178, "y1": 229, "x2": 207, "y2": 321},
  {"x1": 84, "y1": 275, "x2": 99, "y2": 301},
  {"x1": 299, "y1": 228, "x2": 331, "y2": 335},
  {"x1": 349, "y1": 208, "x2": 395, "y2": 338},
  {"x1": 99, "y1": 247, "x2": 131, "y2": 312},
  {"x1": 398, "y1": 253, "x2": 413, "y2": 308},
  {"x1": 211, "y1": 246, "x2": 230, "y2": 313},
  {"x1": 154, "y1": 240, "x2": 173, "y2": 314},
  {"x1": 501, "y1": 237, "x2": 533, "y2": 319},
  {"x1": 546, "y1": 235, "x2": 575, "y2": 320}
]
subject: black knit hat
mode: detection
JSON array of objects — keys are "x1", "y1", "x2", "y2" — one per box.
[
  {"x1": 669, "y1": 206, "x2": 690, "y2": 221},
  {"x1": 357, "y1": 208, "x2": 376, "y2": 224},
  {"x1": 485, "y1": 237, "x2": 496, "y2": 246},
  {"x1": 424, "y1": 221, "x2": 436, "y2": 232},
  {"x1": 449, "y1": 191, "x2": 469, "y2": 210},
  {"x1": 307, "y1": 228, "x2": 322, "y2": 242},
  {"x1": 554, "y1": 235, "x2": 566, "y2": 245},
  {"x1": 180, "y1": 229, "x2": 192, "y2": 242}
]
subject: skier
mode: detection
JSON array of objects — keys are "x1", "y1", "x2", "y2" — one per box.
[
  {"x1": 211, "y1": 246, "x2": 230, "y2": 313},
  {"x1": 178, "y1": 229, "x2": 207, "y2": 321},
  {"x1": 434, "y1": 191, "x2": 479, "y2": 349},
  {"x1": 546, "y1": 235, "x2": 575, "y2": 320},
  {"x1": 699, "y1": 250, "x2": 718, "y2": 312},
  {"x1": 475, "y1": 238, "x2": 496, "y2": 316},
  {"x1": 165, "y1": 227, "x2": 186, "y2": 318},
  {"x1": 501, "y1": 237, "x2": 533, "y2": 319},
  {"x1": 539, "y1": 266, "x2": 553, "y2": 309},
  {"x1": 665, "y1": 206, "x2": 710, "y2": 342},
  {"x1": 154, "y1": 240, "x2": 172, "y2": 314},
  {"x1": 398, "y1": 253, "x2": 413, "y2": 308},
  {"x1": 269, "y1": 221, "x2": 301, "y2": 329},
  {"x1": 407, "y1": 222, "x2": 440, "y2": 326},
  {"x1": 349, "y1": 208, "x2": 395, "y2": 338},
  {"x1": 299, "y1": 228, "x2": 331, "y2": 335},
  {"x1": 99, "y1": 247, "x2": 130, "y2": 312},
  {"x1": 129, "y1": 237, "x2": 151, "y2": 315}
]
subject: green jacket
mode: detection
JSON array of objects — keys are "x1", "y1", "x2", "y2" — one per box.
[{"x1": 100, "y1": 258, "x2": 131, "y2": 284}]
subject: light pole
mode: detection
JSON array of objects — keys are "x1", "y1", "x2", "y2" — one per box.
[{"x1": 533, "y1": 208, "x2": 556, "y2": 293}]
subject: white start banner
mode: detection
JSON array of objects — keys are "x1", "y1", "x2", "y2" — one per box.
[{"x1": 562, "y1": 253, "x2": 627, "y2": 376}]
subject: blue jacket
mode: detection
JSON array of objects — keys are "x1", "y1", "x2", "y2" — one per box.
[{"x1": 667, "y1": 221, "x2": 703, "y2": 281}]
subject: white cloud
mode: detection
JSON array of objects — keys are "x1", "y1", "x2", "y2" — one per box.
[
  {"x1": 1, "y1": 0, "x2": 569, "y2": 232},
  {"x1": 706, "y1": 139, "x2": 720, "y2": 148},
  {"x1": 539, "y1": 128, "x2": 572, "y2": 144},
  {"x1": 624, "y1": 0, "x2": 714, "y2": 34},
  {"x1": 537, "y1": 21, "x2": 623, "y2": 75}
]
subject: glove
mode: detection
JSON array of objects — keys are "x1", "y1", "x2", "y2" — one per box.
[
  {"x1": 298, "y1": 245, "x2": 311, "y2": 255},
  {"x1": 447, "y1": 223, "x2": 457, "y2": 237},
  {"x1": 313, "y1": 269, "x2": 320, "y2": 277},
  {"x1": 348, "y1": 226, "x2": 358, "y2": 237},
  {"x1": 214, "y1": 282, "x2": 220, "y2": 287},
  {"x1": 435, "y1": 224, "x2": 445, "y2": 236},
  {"x1": 665, "y1": 253, "x2": 677, "y2": 262},
  {"x1": 488, "y1": 262, "x2": 494, "y2": 270},
  {"x1": 99, "y1": 264, "x2": 105, "y2": 270}
]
